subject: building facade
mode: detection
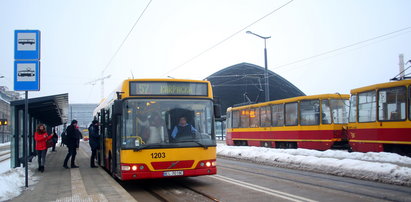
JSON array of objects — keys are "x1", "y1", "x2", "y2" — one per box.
[{"x1": 68, "y1": 104, "x2": 98, "y2": 129}]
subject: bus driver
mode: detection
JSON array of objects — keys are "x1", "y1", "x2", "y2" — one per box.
[{"x1": 171, "y1": 116, "x2": 197, "y2": 140}]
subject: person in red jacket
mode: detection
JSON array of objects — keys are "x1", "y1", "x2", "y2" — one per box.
[{"x1": 34, "y1": 124, "x2": 53, "y2": 172}]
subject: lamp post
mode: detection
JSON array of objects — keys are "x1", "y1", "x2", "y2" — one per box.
[{"x1": 246, "y1": 31, "x2": 271, "y2": 102}]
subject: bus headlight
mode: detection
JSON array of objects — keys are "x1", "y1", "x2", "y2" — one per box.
[
  {"x1": 206, "y1": 162, "x2": 211, "y2": 167},
  {"x1": 139, "y1": 165, "x2": 145, "y2": 170},
  {"x1": 200, "y1": 162, "x2": 205, "y2": 167},
  {"x1": 131, "y1": 165, "x2": 137, "y2": 171}
]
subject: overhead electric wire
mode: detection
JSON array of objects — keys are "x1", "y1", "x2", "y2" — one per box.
[
  {"x1": 270, "y1": 25, "x2": 411, "y2": 72},
  {"x1": 162, "y1": 0, "x2": 294, "y2": 76},
  {"x1": 102, "y1": 0, "x2": 153, "y2": 74}
]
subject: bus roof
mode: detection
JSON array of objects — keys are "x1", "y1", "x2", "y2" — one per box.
[
  {"x1": 228, "y1": 93, "x2": 350, "y2": 111},
  {"x1": 350, "y1": 79, "x2": 411, "y2": 94}
]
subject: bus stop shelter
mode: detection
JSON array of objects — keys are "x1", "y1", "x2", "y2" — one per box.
[{"x1": 10, "y1": 93, "x2": 68, "y2": 168}]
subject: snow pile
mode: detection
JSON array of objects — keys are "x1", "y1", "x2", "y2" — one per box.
[
  {"x1": 217, "y1": 144, "x2": 411, "y2": 186},
  {"x1": 0, "y1": 159, "x2": 39, "y2": 201}
]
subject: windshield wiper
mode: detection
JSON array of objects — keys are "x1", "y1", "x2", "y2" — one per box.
[{"x1": 176, "y1": 140, "x2": 208, "y2": 149}]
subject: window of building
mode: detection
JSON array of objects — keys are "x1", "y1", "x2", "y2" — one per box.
[
  {"x1": 300, "y1": 100, "x2": 320, "y2": 125},
  {"x1": 240, "y1": 109, "x2": 250, "y2": 128},
  {"x1": 358, "y1": 91, "x2": 376, "y2": 122},
  {"x1": 378, "y1": 87, "x2": 406, "y2": 121},
  {"x1": 330, "y1": 99, "x2": 349, "y2": 124},
  {"x1": 260, "y1": 106, "x2": 271, "y2": 127},
  {"x1": 271, "y1": 104, "x2": 284, "y2": 127},
  {"x1": 349, "y1": 95, "x2": 357, "y2": 123},
  {"x1": 232, "y1": 110, "x2": 240, "y2": 128},
  {"x1": 321, "y1": 99, "x2": 332, "y2": 124},
  {"x1": 285, "y1": 102, "x2": 298, "y2": 126}
]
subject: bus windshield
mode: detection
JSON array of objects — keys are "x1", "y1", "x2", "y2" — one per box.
[{"x1": 122, "y1": 99, "x2": 215, "y2": 149}]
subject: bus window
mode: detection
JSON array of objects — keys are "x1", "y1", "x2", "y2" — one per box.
[
  {"x1": 358, "y1": 91, "x2": 376, "y2": 122},
  {"x1": 249, "y1": 108, "x2": 260, "y2": 128},
  {"x1": 285, "y1": 103, "x2": 298, "y2": 126},
  {"x1": 321, "y1": 100, "x2": 332, "y2": 124},
  {"x1": 240, "y1": 109, "x2": 250, "y2": 128},
  {"x1": 330, "y1": 99, "x2": 349, "y2": 124},
  {"x1": 300, "y1": 100, "x2": 320, "y2": 125},
  {"x1": 349, "y1": 95, "x2": 357, "y2": 123},
  {"x1": 260, "y1": 106, "x2": 271, "y2": 127},
  {"x1": 233, "y1": 111, "x2": 240, "y2": 128},
  {"x1": 271, "y1": 104, "x2": 284, "y2": 127},
  {"x1": 378, "y1": 87, "x2": 406, "y2": 121},
  {"x1": 226, "y1": 111, "x2": 232, "y2": 129}
]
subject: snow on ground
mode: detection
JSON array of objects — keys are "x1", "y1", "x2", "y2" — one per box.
[
  {"x1": 217, "y1": 143, "x2": 411, "y2": 186},
  {"x1": 0, "y1": 157, "x2": 39, "y2": 201}
]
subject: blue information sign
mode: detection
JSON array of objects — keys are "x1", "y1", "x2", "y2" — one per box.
[
  {"x1": 14, "y1": 61, "x2": 40, "y2": 91},
  {"x1": 14, "y1": 30, "x2": 41, "y2": 60}
]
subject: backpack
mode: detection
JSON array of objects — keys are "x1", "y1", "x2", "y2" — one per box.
[{"x1": 61, "y1": 131, "x2": 67, "y2": 144}]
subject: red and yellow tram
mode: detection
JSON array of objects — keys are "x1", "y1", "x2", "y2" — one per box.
[
  {"x1": 226, "y1": 94, "x2": 350, "y2": 150},
  {"x1": 347, "y1": 79, "x2": 411, "y2": 154}
]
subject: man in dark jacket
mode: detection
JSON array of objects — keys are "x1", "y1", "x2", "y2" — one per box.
[
  {"x1": 88, "y1": 120, "x2": 100, "y2": 168},
  {"x1": 63, "y1": 120, "x2": 80, "y2": 168}
]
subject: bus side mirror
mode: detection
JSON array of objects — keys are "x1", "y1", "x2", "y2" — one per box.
[
  {"x1": 214, "y1": 104, "x2": 221, "y2": 119},
  {"x1": 113, "y1": 100, "x2": 123, "y2": 116}
]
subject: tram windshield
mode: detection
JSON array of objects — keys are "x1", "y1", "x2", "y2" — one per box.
[{"x1": 122, "y1": 99, "x2": 215, "y2": 149}]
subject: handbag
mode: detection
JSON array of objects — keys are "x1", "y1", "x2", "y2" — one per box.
[{"x1": 46, "y1": 138, "x2": 54, "y2": 148}]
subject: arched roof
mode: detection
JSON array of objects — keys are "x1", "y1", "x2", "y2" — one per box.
[{"x1": 206, "y1": 63, "x2": 305, "y2": 115}]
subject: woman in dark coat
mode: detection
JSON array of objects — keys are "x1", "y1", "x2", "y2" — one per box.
[{"x1": 34, "y1": 124, "x2": 53, "y2": 172}]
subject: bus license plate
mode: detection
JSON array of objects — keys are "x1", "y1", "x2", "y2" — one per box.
[{"x1": 163, "y1": 170, "x2": 184, "y2": 177}]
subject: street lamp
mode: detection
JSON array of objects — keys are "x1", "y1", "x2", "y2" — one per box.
[{"x1": 246, "y1": 31, "x2": 271, "y2": 102}]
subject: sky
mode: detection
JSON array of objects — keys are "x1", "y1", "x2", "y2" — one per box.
[{"x1": 1, "y1": 0, "x2": 411, "y2": 104}]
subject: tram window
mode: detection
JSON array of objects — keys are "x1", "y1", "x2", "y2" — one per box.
[
  {"x1": 285, "y1": 103, "x2": 298, "y2": 126},
  {"x1": 249, "y1": 108, "x2": 260, "y2": 128},
  {"x1": 378, "y1": 87, "x2": 406, "y2": 121},
  {"x1": 300, "y1": 100, "x2": 320, "y2": 125},
  {"x1": 358, "y1": 91, "x2": 377, "y2": 122},
  {"x1": 330, "y1": 99, "x2": 349, "y2": 124},
  {"x1": 240, "y1": 109, "x2": 250, "y2": 128},
  {"x1": 232, "y1": 111, "x2": 240, "y2": 128},
  {"x1": 260, "y1": 106, "x2": 271, "y2": 127},
  {"x1": 226, "y1": 111, "x2": 232, "y2": 129},
  {"x1": 271, "y1": 104, "x2": 284, "y2": 127},
  {"x1": 349, "y1": 95, "x2": 357, "y2": 123},
  {"x1": 321, "y1": 100, "x2": 332, "y2": 124}
]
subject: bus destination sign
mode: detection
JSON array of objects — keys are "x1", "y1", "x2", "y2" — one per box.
[{"x1": 130, "y1": 81, "x2": 208, "y2": 96}]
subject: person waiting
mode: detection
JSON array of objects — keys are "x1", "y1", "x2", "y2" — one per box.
[{"x1": 171, "y1": 117, "x2": 197, "y2": 141}]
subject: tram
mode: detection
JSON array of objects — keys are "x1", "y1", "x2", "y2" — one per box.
[
  {"x1": 94, "y1": 79, "x2": 219, "y2": 180},
  {"x1": 225, "y1": 94, "x2": 350, "y2": 150},
  {"x1": 347, "y1": 79, "x2": 411, "y2": 154}
]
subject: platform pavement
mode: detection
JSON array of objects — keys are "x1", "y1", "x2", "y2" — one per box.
[{"x1": 10, "y1": 142, "x2": 137, "y2": 202}]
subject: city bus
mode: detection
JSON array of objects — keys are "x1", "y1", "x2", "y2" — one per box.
[
  {"x1": 226, "y1": 94, "x2": 350, "y2": 150},
  {"x1": 347, "y1": 79, "x2": 411, "y2": 155},
  {"x1": 94, "y1": 79, "x2": 219, "y2": 180}
]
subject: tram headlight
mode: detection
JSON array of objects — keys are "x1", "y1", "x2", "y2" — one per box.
[{"x1": 131, "y1": 165, "x2": 137, "y2": 171}]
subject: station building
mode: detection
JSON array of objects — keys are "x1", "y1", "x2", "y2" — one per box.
[{"x1": 206, "y1": 62, "x2": 305, "y2": 116}]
